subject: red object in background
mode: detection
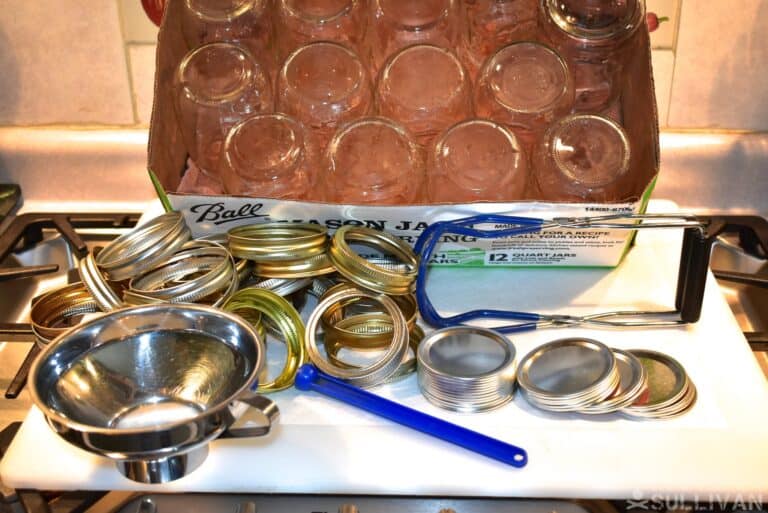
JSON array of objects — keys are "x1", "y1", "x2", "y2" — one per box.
[
  {"x1": 142, "y1": 0, "x2": 166, "y2": 27},
  {"x1": 646, "y1": 12, "x2": 669, "y2": 32}
]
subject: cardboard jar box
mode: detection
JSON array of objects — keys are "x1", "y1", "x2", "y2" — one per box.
[{"x1": 147, "y1": 0, "x2": 660, "y2": 267}]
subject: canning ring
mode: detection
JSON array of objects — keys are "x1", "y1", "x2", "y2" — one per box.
[
  {"x1": 223, "y1": 288, "x2": 306, "y2": 392},
  {"x1": 304, "y1": 285, "x2": 409, "y2": 387},
  {"x1": 328, "y1": 225, "x2": 418, "y2": 296},
  {"x1": 228, "y1": 223, "x2": 328, "y2": 262}
]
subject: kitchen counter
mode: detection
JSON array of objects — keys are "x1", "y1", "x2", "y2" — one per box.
[{"x1": 2, "y1": 201, "x2": 767, "y2": 499}]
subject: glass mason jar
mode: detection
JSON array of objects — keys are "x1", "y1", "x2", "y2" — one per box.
[
  {"x1": 376, "y1": 45, "x2": 473, "y2": 146},
  {"x1": 474, "y1": 41, "x2": 574, "y2": 148},
  {"x1": 181, "y1": 0, "x2": 275, "y2": 76},
  {"x1": 369, "y1": 0, "x2": 461, "y2": 72},
  {"x1": 219, "y1": 113, "x2": 317, "y2": 200},
  {"x1": 174, "y1": 42, "x2": 273, "y2": 180},
  {"x1": 275, "y1": 0, "x2": 368, "y2": 61},
  {"x1": 428, "y1": 119, "x2": 528, "y2": 202},
  {"x1": 277, "y1": 42, "x2": 373, "y2": 150},
  {"x1": 539, "y1": 0, "x2": 645, "y2": 112},
  {"x1": 461, "y1": 0, "x2": 539, "y2": 78},
  {"x1": 324, "y1": 117, "x2": 425, "y2": 205},
  {"x1": 531, "y1": 114, "x2": 632, "y2": 202}
]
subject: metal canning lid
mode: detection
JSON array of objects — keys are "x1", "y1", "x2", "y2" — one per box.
[
  {"x1": 304, "y1": 285, "x2": 409, "y2": 388},
  {"x1": 228, "y1": 223, "x2": 328, "y2": 262},
  {"x1": 328, "y1": 225, "x2": 418, "y2": 296},
  {"x1": 417, "y1": 326, "x2": 517, "y2": 413},
  {"x1": 517, "y1": 337, "x2": 619, "y2": 411},
  {"x1": 30, "y1": 282, "x2": 100, "y2": 349},
  {"x1": 254, "y1": 253, "x2": 336, "y2": 278},
  {"x1": 78, "y1": 253, "x2": 123, "y2": 312},
  {"x1": 543, "y1": 0, "x2": 645, "y2": 45},
  {"x1": 95, "y1": 212, "x2": 191, "y2": 281},
  {"x1": 223, "y1": 287, "x2": 306, "y2": 392},
  {"x1": 622, "y1": 349, "x2": 696, "y2": 419},
  {"x1": 581, "y1": 348, "x2": 647, "y2": 414}
]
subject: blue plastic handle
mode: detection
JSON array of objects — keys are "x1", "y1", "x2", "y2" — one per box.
[{"x1": 294, "y1": 364, "x2": 528, "y2": 468}]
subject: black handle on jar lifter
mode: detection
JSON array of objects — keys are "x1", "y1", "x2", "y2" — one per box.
[
  {"x1": 674, "y1": 225, "x2": 715, "y2": 323},
  {"x1": 675, "y1": 215, "x2": 768, "y2": 324}
]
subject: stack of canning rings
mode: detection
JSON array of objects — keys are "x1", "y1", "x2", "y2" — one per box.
[{"x1": 228, "y1": 223, "x2": 334, "y2": 278}]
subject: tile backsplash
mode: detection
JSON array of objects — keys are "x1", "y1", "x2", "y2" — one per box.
[{"x1": 0, "y1": 0, "x2": 765, "y2": 131}]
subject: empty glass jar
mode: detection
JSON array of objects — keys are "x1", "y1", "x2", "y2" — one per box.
[
  {"x1": 276, "y1": 0, "x2": 368, "y2": 60},
  {"x1": 461, "y1": 0, "x2": 539, "y2": 78},
  {"x1": 174, "y1": 42, "x2": 273, "y2": 179},
  {"x1": 474, "y1": 41, "x2": 574, "y2": 148},
  {"x1": 540, "y1": 0, "x2": 645, "y2": 112},
  {"x1": 376, "y1": 45, "x2": 473, "y2": 146},
  {"x1": 219, "y1": 113, "x2": 317, "y2": 200},
  {"x1": 370, "y1": 0, "x2": 461, "y2": 71},
  {"x1": 324, "y1": 117, "x2": 424, "y2": 205},
  {"x1": 428, "y1": 119, "x2": 528, "y2": 202},
  {"x1": 277, "y1": 42, "x2": 373, "y2": 149},
  {"x1": 531, "y1": 114, "x2": 631, "y2": 202},
  {"x1": 181, "y1": 0, "x2": 275, "y2": 75}
]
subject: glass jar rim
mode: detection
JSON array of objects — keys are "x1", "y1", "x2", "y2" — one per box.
[
  {"x1": 376, "y1": 0, "x2": 453, "y2": 31},
  {"x1": 185, "y1": 0, "x2": 261, "y2": 22},
  {"x1": 379, "y1": 44, "x2": 469, "y2": 107},
  {"x1": 480, "y1": 41, "x2": 572, "y2": 115},
  {"x1": 280, "y1": 42, "x2": 368, "y2": 106},
  {"x1": 178, "y1": 42, "x2": 261, "y2": 106},
  {"x1": 542, "y1": 0, "x2": 645, "y2": 44},
  {"x1": 547, "y1": 114, "x2": 631, "y2": 187},
  {"x1": 280, "y1": 0, "x2": 358, "y2": 24},
  {"x1": 224, "y1": 113, "x2": 307, "y2": 176}
]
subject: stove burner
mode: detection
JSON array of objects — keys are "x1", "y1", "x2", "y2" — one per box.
[
  {"x1": 0, "y1": 212, "x2": 139, "y2": 399},
  {"x1": 701, "y1": 215, "x2": 768, "y2": 351}
]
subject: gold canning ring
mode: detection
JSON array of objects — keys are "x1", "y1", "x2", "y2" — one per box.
[
  {"x1": 228, "y1": 223, "x2": 328, "y2": 262},
  {"x1": 304, "y1": 285, "x2": 409, "y2": 387},
  {"x1": 30, "y1": 282, "x2": 100, "y2": 349},
  {"x1": 321, "y1": 282, "x2": 418, "y2": 349},
  {"x1": 254, "y1": 253, "x2": 335, "y2": 278},
  {"x1": 324, "y1": 315, "x2": 425, "y2": 383},
  {"x1": 328, "y1": 225, "x2": 418, "y2": 295},
  {"x1": 223, "y1": 287, "x2": 306, "y2": 392}
]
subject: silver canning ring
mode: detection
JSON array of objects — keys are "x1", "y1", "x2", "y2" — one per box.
[
  {"x1": 95, "y1": 212, "x2": 191, "y2": 281},
  {"x1": 78, "y1": 253, "x2": 123, "y2": 312},
  {"x1": 124, "y1": 240, "x2": 237, "y2": 307},
  {"x1": 252, "y1": 277, "x2": 313, "y2": 297}
]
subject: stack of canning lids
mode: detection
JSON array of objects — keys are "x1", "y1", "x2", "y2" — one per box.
[
  {"x1": 517, "y1": 339, "x2": 696, "y2": 418},
  {"x1": 417, "y1": 326, "x2": 518, "y2": 413},
  {"x1": 622, "y1": 349, "x2": 697, "y2": 419}
]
